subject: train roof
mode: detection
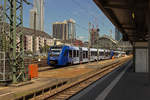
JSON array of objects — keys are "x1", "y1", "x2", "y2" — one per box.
[
  {"x1": 81, "y1": 47, "x2": 88, "y2": 51},
  {"x1": 114, "y1": 51, "x2": 120, "y2": 53},
  {"x1": 69, "y1": 46, "x2": 79, "y2": 50},
  {"x1": 99, "y1": 49, "x2": 104, "y2": 52},
  {"x1": 105, "y1": 49, "x2": 110, "y2": 52},
  {"x1": 90, "y1": 48, "x2": 97, "y2": 51},
  {"x1": 121, "y1": 51, "x2": 126, "y2": 53}
]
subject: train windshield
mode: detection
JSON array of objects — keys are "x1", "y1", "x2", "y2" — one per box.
[{"x1": 50, "y1": 46, "x2": 62, "y2": 56}]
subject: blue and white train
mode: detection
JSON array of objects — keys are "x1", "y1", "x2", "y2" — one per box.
[{"x1": 47, "y1": 45, "x2": 122, "y2": 66}]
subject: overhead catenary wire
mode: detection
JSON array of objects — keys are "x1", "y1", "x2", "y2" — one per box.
[
  {"x1": 71, "y1": 0, "x2": 106, "y2": 31},
  {"x1": 46, "y1": 0, "x2": 108, "y2": 40}
]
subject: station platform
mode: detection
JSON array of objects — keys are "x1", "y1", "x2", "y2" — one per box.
[
  {"x1": 70, "y1": 60, "x2": 150, "y2": 100},
  {"x1": 0, "y1": 57, "x2": 123, "y2": 100},
  {"x1": 0, "y1": 56, "x2": 132, "y2": 100}
]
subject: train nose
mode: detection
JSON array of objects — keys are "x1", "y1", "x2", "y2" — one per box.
[
  {"x1": 50, "y1": 60, "x2": 58, "y2": 65},
  {"x1": 49, "y1": 57, "x2": 58, "y2": 64}
]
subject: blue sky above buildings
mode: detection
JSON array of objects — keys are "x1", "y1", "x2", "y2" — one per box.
[{"x1": 23, "y1": 0, "x2": 115, "y2": 41}]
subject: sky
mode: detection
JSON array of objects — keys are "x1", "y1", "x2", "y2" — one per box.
[{"x1": 23, "y1": 0, "x2": 115, "y2": 41}]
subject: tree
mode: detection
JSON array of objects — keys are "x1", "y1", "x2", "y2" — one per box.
[{"x1": 40, "y1": 45, "x2": 50, "y2": 54}]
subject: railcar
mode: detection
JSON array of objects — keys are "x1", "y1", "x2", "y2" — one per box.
[
  {"x1": 68, "y1": 46, "x2": 80, "y2": 64},
  {"x1": 47, "y1": 45, "x2": 118, "y2": 66},
  {"x1": 90, "y1": 48, "x2": 98, "y2": 61},
  {"x1": 80, "y1": 47, "x2": 88, "y2": 63},
  {"x1": 114, "y1": 51, "x2": 121, "y2": 58},
  {"x1": 47, "y1": 45, "x2": 69, "y2": 66},
  {"x1": 103, "y1": 49, "x2": 110, "y2": 59},
  {"x1": 120, "y1": 51, "x2": 126, "y2": 57},
  {"x1": 99, "y1": 49, "x2": 105, "y2": 60},
  {"x1": 113, "y1": 51, "x2": 126, "y2": 58}
]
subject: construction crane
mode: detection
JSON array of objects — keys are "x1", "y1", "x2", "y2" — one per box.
[{"x1": 1, "y1": 0, "x2": 31, "y2": 83}]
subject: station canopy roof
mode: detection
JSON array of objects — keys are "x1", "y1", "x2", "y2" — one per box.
[{"x1": 93, "y1": 0, "x2": 149, "y2": 43}]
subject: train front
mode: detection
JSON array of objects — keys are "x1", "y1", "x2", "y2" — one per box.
[
  {"x1": 47, "y1": 45, "x2": 69, "y2": 66},
  {"x1": 47, "y1": 46, "x2": 62, "y2": 66}
]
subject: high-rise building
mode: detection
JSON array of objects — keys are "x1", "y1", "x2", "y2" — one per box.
[
  {"x1": 39, "y1": 0, "x2": 44, "y2": 31},
  {"x1": 53, "y1": 21, "x2": 67, "y2": 40},
  {"x1": 90, "y1": 28, "x2": 99, "y2": 46},
  {"x1": 0, "y1": 5, "x2": 3, "y2": 22},
  {"x1": 52, "y1": 19, "x2": 76, "y2": 41},
  {"x1": 30, "y1": 0, "x2": 44, "y2": 31},
  {"x1": 115, "y1": 27, "x2": 122, "y2": 41},
  {"x1": 67, "y1": 19, "x2": 76, "y2": 40},
  {"x1": 29, "y1": 8, "x2": 39, "y2": 30}
]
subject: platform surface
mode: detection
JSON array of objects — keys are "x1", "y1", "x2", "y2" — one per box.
[
  {"x1": 0, "y1": 58, "x2": 123, "y2": 100},
  {"x1": 70, "y1": 61, "x2": 150, "y2": 100},
  {"x1": 0, "y1": 56, "x2": 130, "y2": 100},
  {"x1": 105, "y1": 69, "x2": 150, "y2": 100}
]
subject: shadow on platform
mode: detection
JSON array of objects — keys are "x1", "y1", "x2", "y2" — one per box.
[{"x1": 105, "y1": 65, "x2": 150, "y2": 100}]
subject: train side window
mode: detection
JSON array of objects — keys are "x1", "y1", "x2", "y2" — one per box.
[
  {"x1": 92, "y1": 52, "x2": 93, "y2": 56},
  {"x1": 77, "y1": 50, "x2": 79, "y2": 57},
  {"x1": 73, "y1": 50, "x2": 76, "y2": 57},
  {"x1": 86, "y1": 51, "x2": 88, "y2": 58},
  {"x1": 64, "y1": 50, "x2": 68, "y2": 56},
  {"x1": 76, "y1": 50, "x2": 77, "y2": 57},
  {"x1": 69, "y1": 50, "x2": 72, "y2": 57},
  {"x1": 83, "y1": 51, "x2": 85, "y2": 58},
  {"x1": 84, "y1": 51, "x2": 86, "y2": 58},
  {"x1": 83, "y1": 52, "x2": 84, "y2": 58},
  {"x1": 101, "y1": 52, "x2": 104, "y2": 56}
]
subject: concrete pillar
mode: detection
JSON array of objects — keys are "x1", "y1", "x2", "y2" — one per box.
[
  {"x1": 148, "y1": 1, "x2": 150, "y2": 73},
  {"x1": 134, "y1": 42, "x2": 148, "y2": 72},
  {"x1": 147, "y1": 1, "x2": 150, "y2": 84},
  {"x1": 133, "y1": 42, "x2": 135, "y2": 72}
]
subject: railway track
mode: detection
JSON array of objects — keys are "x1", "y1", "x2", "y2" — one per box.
[
  {"x1": 38, "y1": 59, "x2": 113, "y2": 72},
  {"x1": 31, "y1": 57, "x2": 131, "y2": 100}
]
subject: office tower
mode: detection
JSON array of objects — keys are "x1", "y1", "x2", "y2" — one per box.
[
  {"x1": 90, "y1": 28, "x2": 99, "y2": 46},
  {"x1": 53, "y1": 21, "x2": 67, "y2": 40},
  {"x1": 40, "y1": 0, "x2": 44, "y2": 31},
  {"x1": 115, "y1": 27, "x2": 122, "y2": 41},
  {"x1": 52, "y1": 19, "x2": 76, "y2": 41},
  {"x1": 29, "y1": 8, "x2": 39, "y2": 30},
  {"x1": 30, "y1": 0, "x2": 44, "y2": 31},
  {"x1": 67, "y1": 19, "x2": 76, "y2": 40}
]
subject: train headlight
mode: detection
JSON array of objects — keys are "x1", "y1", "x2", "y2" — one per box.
[{"x1": 38, "y1": 58, "x2": 41, "y2": 61}]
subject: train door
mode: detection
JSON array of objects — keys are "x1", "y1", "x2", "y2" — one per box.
[
  {"x1": 69, "y1": 50, "x2": 73, "y2": 64},
  {"x1": 79, "y1": 48, "x2": 83, "y2": 62},
  {"x1": 62, "y1": 48, "x2": 69, "y2": 65},
  {"x1": 77, "y1": 50, "x2": 80, "y2": 64}
]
